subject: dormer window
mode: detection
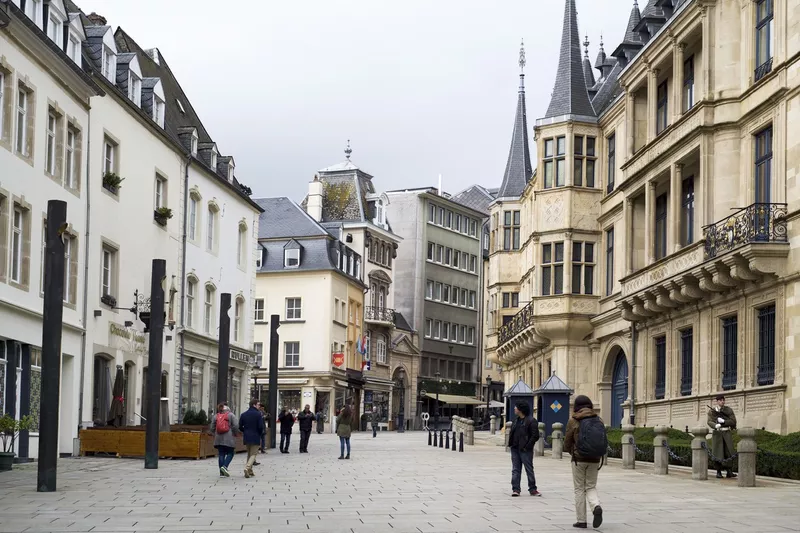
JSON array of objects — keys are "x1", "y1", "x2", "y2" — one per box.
[
  {"x1": 190, "y1": 133, "x2": 198, "y2": 156},
  {"x1": 227, "y1": 162, "x2": 234, "y2": 181},
  {"x1": 48, "y1": 17, "x2": 61, "y2": 46},
  {"x1": 128, "y1": 72, "x2": 141, "y2": 106},
  {"x1": 68, "y1": 36, "x2": 80, "y2": 63},
  {"x1": 102, "y1": 46, "x2": 116, "y2": 81},
  {"x1": 210, "y1": 148, "x2": 218, "y2": 169},
  {"x1": 153, "y1": 94, "x2": 165, "y2": 127},
  {"x1": 374, "y1": 199, "x2": 385, "y2": 227},
  {"x1": 27, "y1": 0, "x2": 42, "y2": 27},
  {"x1": 284, "y1": 248, "x2": 300, "y2": 268}
]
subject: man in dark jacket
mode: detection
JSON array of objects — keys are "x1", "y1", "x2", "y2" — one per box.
[
  {"x1": 507, "y1": 401, "x2": 540, "y2": 497},
  {"x1": 239, "y1": 398, "x2": 266, "y2": 478},
  {"x1": 297, "y1": 404, "x2": 314, "y2": 453},
  {"x1": 707, "y1": 394, "x2": 737, "y2": 479},
  {"x1": 278, "y1": 407, "x2": 295, "y2": 453}
]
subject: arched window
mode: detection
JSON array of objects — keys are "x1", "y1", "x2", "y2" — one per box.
[
  {"x1": 204, "y1": 283, "x2": 216, "y2": 334},
  {"x1": 234, "y1": 296, "x2": 244, "y2": 343},
  {"x1": 186, "y1": 276, "x2": 197, "y2": 329},
  {"x1": 379, "y1": 286, "x2": 385, "y2": 309},
  {"x1": 364, "y1": 331, "x2": 371, "y2": 361},
  {"x1": 371, "y1": 283, "x2": 377, "y2": 307}
]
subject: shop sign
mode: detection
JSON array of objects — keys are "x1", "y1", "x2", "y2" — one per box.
[
  {"x1": 332, "y1": 352, "x2": 345, "y2": 367},
  {"x1": 231, "y1": 349, "x2": 251, "y2": 363},
  {"x1": 109, "y1": 323, "x2": 147, "y2": 355}
]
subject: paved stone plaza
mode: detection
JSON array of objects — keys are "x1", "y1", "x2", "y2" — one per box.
[{"x1": 1, "y1": 432, "x2": 800, "y2": 533}]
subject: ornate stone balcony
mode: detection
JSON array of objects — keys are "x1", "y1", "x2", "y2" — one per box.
[
  {"x1": 618, "y1": 203, "x2": 789, "y2": 322},
  {"x1": 364, "y1": 306, "x2": 396, "y2": 326}
]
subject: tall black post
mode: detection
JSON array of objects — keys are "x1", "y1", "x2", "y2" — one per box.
[
  {"x1": 37, "y1": 200, "x2": 66, "y2": 492},
  {"x1": 5, "y1": 341, "x2": 18, "y2": 422},
  {"x1": 144, "y1": 259, "x2": 166, "y2": 470},
  {"x1": 216, "y1": 294, "x2": 231, "y2": 408},
  {"x1": 18, "y1": 344, "x2": 31, "y2": 460},
  {"x1": 267, "y1": 314, "x2": 280, "y2": 449}
]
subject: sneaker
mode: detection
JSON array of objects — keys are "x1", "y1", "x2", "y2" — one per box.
[
  {"x1": 726, "y1": 471, "x2": 737, "y2": 479},
  {"x1": 338, "y1": 456, "x2": 344, "y2": 460},
  {"x1": 529, "y1": 490, "x2": 542, "y2": 497},
  {"x1": 716, "y1": 471, "x2": 723, "y2": 478},
  {"x1": 220, "y1": 466, "x2": 230, "y2": 477},
  {"x1": 345, "y1": 455, "x2": 350, "y2": 459},
  {"x1": 592, "y1": 506, "x2": 603, "y2": 528},
  {"x1": 219, "y1": 468, "x2": 225, "y2": 478},
  {"x1": 573, "y1": 523, "x2": 587, "y2": 529},
  {"x1": 511, "y1": 491, "x2": 520, "y2": 497},
  {"x1": 248, "y1": 469, "x2": 255, "y2": 477},
  {"x1": 253, "y1": 461, "x2": 261, "y2": 466},
  {"x1": 244, "y1": 470, "x2": 251, "y2": 479}
]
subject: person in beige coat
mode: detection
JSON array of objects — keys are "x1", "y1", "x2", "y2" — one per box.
[{"x1": 564, "y1": 395, "x2": 606, "y2": 529}]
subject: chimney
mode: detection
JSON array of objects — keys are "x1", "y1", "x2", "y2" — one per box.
[
  {"x1": 145, "y1": 48, "x2": 160, "y2": 65},
  {"x1": 307, "y1": 175, "x2": 323, "y2": 221},
  {"x1": 86, "y1": 12, "x2": 107, "y2": 26}
]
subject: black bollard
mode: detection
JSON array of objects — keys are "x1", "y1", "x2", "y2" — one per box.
[
  {"x1": 216, "y1": 294, "x2": 232, "y2": 408},
  {"x1": 267, "y1": 315, "x2": 280, "y2": 450},
  {"x1": 459, "y1": 432, "x2": 464, "y2": 452},
  {"x1": 433, "y1": 430, "x2": 438, "y2": 447},
  {"x1": 144, "y1": 259, "x2": 166, "y2": 470},
  {"x1": 439, "y1": 430, "x2": 444, "y2": 448},
  {"x1": 445, "y1": 430, "x2": 450, "y2": 448},
  {"x1": 452, "y1": 432, "x2": 456, "y2": 451},
  {"x1": 428, "y1": 430, "x2": 432, "y2": 446}
]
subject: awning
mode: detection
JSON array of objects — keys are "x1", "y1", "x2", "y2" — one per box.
[
  {"x1": 476, "y1": 400, "x2": 505, "y2": 409},
  {"x1": 425, "y1": 393, "x2": 484, "y2": 405}
]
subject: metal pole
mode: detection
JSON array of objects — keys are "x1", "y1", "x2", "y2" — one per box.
[
  {"x1": 435, "y1": 372, "x2": 440, "y2": 432},
  {"x1": 630, "y1": 322, "x2": 637, "y2": 426},
  {"x1": 268, "y1": 315, "x2": 280, "y2": 449},
  {"x1": 37, "y1": 200, "x2": 66, "y2": 491},
  {"x1": 144, "y1": 259, "x2": 166, "y2": 470},
  {"x1": 397, "y1": 379, "x2": 405, "y2": 433},
  {"x1": 216, "y1": 294, "x2": 231, "y2": 407}
]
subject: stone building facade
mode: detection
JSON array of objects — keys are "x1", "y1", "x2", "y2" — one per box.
[{"x1": 489, "y1": 0, "x2": 800, "y2": 434}]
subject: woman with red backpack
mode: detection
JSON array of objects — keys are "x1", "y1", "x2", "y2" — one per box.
[{"x1": 210, "y1": 403, "x2": 239, "y2": 477}]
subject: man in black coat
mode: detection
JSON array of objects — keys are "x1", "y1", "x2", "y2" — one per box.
[
  {"x1": 297, "y1": 404, "x2": 314, "y2": 453},
  {"x1": 508, "y1": 401, "x2": 541, "y2": 497},
  {"x1": 239, "y1": 398, "x2": 266, "y2": 478},
  {"x1": 278, "y1": 407, "x2": 295, "y2": 453}
]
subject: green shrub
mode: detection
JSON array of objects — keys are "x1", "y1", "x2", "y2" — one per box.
[{"x1": 195, "y1": 409, "x2": 209, "y2": 426}]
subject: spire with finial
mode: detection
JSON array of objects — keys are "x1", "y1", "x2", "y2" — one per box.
[
  {"x1": 582, "y1": 34, "x2": 596, "y2": 89},
  {"x1": 497, "y1": 41, "x2": 533, "y2": 199},
  {"x1": 344, "y1": 140, "x2": 352, "y2": 160},
  {"x1": 518, "y1": 39, "x2": 526, "y2": 91},
  {"x1": 583, "y1": 35, "x2": 590, "y2": 59}
]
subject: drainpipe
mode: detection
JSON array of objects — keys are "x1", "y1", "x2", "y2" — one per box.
[
  {"x1": 177, "y1": 154, "x2": 191, "y2": 421},
  {"x1": 77, "y1": 103, "x2": 92, "y2": 436},
  {"x1": 629, "y1": 321, "x2": 637, "y2": 426}
]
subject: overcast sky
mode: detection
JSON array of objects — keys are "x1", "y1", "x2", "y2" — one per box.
[{"x1": 78, "y1": 0, "x2": 633, "y2": 201}]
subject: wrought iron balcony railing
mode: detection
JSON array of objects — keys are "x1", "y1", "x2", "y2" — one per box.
[
  {"x1": 702, "y1": 202, "x2": 787, "y2": 259},
  {"x1": 364, "y1": 306, "x2": 395, "y2": 324},
  {"x1": 754, "y1": 57, "x2": 773, "y2": 83},
  {"x1": 498, "y1": 301, "x2": 533, "y2": 347}
]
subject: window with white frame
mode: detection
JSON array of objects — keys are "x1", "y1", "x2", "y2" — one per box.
[
  {"x1": 48, "y1": 16, "x2": 61, "y2": 46},
  {"x1": 433, "y1": 320, "x2": 441, "y2": 339},
  {"x1": 254, "y1": 299, "x2": 265, "y2": 322},
  {"x1": 206, "y1": 205, "x2": 217, "y2": 251},
  {"x1": 103, "y1": 137, "x2": 117, "y2": 177},
  {"x1": 154, "y1": 174, "x2": 166, "y2": 209},
  {"x1": 26, "y1": 0, "x2": 42, "y2": 26},
  {"x1": 286, "y1": 298, "x2": 302, "y2": 320},
  {"x1": 16, "y1": 86, "x2": 28, "y2": 156},
  {"x1": 237, "y1": 224, "x2": 247, "y2": 267},
  {"x1": 204, "y1": 285, "x2": 214, "y2": 334},
  {"x1": 63, "y1": 233, "x2": 75, "y2": 304},
  {"x1": 0, "y1": 71, "x2": 5, "y2": 140},
  {"x1": 45, "y1": 112, "x2": 57, "y2": 175},
  {"x1": 467, "y1": 327, "x2": 475, "y2": 345},
  {"x1": 425, "y1": 318, "x2": 432, "y2": 338},
  {"x1": 68, "y1": 36, "x2": 80, "y2": 64},
  {"x1": 191, "y1": 133, "x2": 198, "y2": 156},
  {"x1": 376, "y1": 335, "x2": 387, "y2": 363},
  {"x1": 10, "y1": 207, "x2": 26, "y2": 285},
  {"x1": 284, "y1": 342, "x2": 300, "y2": 367},
  {"x1": 284, "y1": 248, "x2": 300, "y2": 268},
  {"x1": 210, "y1": 148, "x2": 218, "y2": 169},
  {"x1": 188, "y1": 196, "x2": 198, "y2": 240},
  {"x1": 186, "y1": 279, "x2": 196, "y2": 329},
  {"x1": 153, "y1": 95, "x2": 165, "y2": 127},
  {"x1": 101, "y1": 244, "x2": 117, "y2": 300},
  {"x1": 65, "y1": 127, "x2": 77, "y2": 189},
  {"x1": 102, "y1": 46, "x2": 116, "y2": 81},
  {"x1": 39, "y1": 220, "x2": 47, "y2": 292},
  {"x1": 426, "y1": 280, "x2": 433, "y2": 299},
  {"x1": 234, "y1": 299, "x2": 243, "y2": 343},
  {"x1": 254, "y1": 342, "x2": 264, "y2": 367},
  {"x1": 129, "y1": 72, "x2": 142, "y2": 106}
]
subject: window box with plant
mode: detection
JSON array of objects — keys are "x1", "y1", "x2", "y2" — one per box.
[
  {"x1": 0, "y1": 414, "x2": 35, "y2": 471},
  {"x1": 101, "y1": 293, "x2": 117, "y2": 307},
  {"x1": 154, "y1": 207, "x2": 173, "y2": 226},
  {"x1": 102, "y1": 172, "x2": 124, "y2": 194}
]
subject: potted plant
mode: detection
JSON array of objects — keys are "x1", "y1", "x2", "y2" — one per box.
[
  {"x1": 0, "y1": 414, "x2": 35, "y2": 471},
  {"x1": 154, "y1": 207, "x2": 173, "y2": 226},
  {"x1": 102, "y1": 172, "x2": 125, "y2": 194},
  {"x1": 101, "y1": 293, "x2": 117, "y2": 307}
]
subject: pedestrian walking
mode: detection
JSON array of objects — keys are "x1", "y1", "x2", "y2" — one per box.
[
  {"x1": 371, "y1": 407, "x2": 380, "y2": 438},
  {"x1": 707, "y1": 394, "x2": 738, "y2": 479},
  {"x1": 336, "y1": 405, "x2": 353, "y2": 459},
  {"x1": 239, "y1": 398, "x2": 266, "y2": 478},
  {"x1": 259, "y1": 405, "x2": 269, "y2": 453},
  {"x1": 209, "y1": 402, "x2": 239, "y2": 478},
  {"x1": 297, "y1": 404, "x2": 314, "y2": 453},
  {"x1": 315, "y1": 409, "x2": 325, "y2": 434},
  {"x1": 564, "y1": 395, "x2": 607, "y2": 529},
  {"x1": 507, "y1": 402, "x2": 540, "y2": 497},
  {"x1": 278, "y1": 407, "x2": 294, "y2": 453}
]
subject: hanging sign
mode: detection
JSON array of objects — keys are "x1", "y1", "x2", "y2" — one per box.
[{"x1": 332, "y1": 352, "x2": 345, "y2": 367}]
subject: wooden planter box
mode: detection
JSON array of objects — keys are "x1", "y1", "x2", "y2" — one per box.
[{"x1": 79, "y1": 425, "x2": 252, "y2": 459}]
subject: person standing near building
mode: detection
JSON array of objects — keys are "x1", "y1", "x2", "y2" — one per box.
[
  {"x1": 297, "y1": 404, "x2": 314, "y2": 453},
  {"x1": 316, "y1": 408, "x2": 325, "y2": 434},
  {"x1": 336, "y1": 405, "x2": 353, "y2": 459},
  {"x1": 259, "y1": 404, "x2": 269, "y2": 453},
  {"x1": 239, "y1": 399, "x2": 266, "y2": 478},
  {"x1": 507, "y1": 402, "x2": 540, "y2": 497},
  {"x1": 564, "y1": 395, "x2": 607, "y2": 529},
  {"x1": 707, "y1": 394, "x2": 737, "y2": 479},
  {"x1": 371, "y1": 407, "x2": 380, "y2": 438},
  {"x1": 278, "y1": 407, "x2": 295, "y2": 453},
  {"x1": 210, "y1": 403, "x2": 239, "y2": 477}
]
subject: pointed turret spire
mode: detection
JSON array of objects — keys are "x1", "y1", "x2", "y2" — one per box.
[
  {"x1": 544, "y1": 0, "x2": 595, "y2": 119},
  {"x1": 344, "y1": 140, "x2": 352, "y2": 160},
  {"x1": 594, "y1": 33, "x2": 607, "y2": 71},
  {"x1": 497, "y1": 41, "x2": 533, "y2": 199},
  {"x1": 582, "y1": 35, "x2": 596, "y2": 89}
]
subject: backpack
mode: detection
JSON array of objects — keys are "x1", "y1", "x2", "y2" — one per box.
[
  {"x1": 215, "y1": 412, "x2": 230, "y2": 434},
  {"x1": 576, "y1": 416, "x2": 608, "y2": 459}
]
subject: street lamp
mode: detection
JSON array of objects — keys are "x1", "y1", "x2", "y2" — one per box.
[
  {"x1": 435, "y1": 371, "x2": 441, "y2": 431},
  {"x1": 485, "y1": 374, "x2": 492, "y2": 418},
  {"x1": 397, "y1": 368, "x2": 406, "y2": 433},
  {"x1": 251, "y1": 365, "x2": 260, "y2": 402}
]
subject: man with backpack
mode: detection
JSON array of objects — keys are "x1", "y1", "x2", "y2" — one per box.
[
  {"x1": 507, "y1": 401, "x2": 540, "y2": 497},
  {"x1": 564, "y1": 395, "x2": 607, "y2": 529}
]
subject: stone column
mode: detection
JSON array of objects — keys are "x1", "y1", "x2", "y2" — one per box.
[
  {"x1": 490, "y1": 415, "x2": 496, "y2": 435},
  {"x1": 535, "y1": 422, "x2": 545, "y2": 456},
  {"x1": 622, "y1": 424, "x2": 636, "y2": 469},
  {"x1": 673, "y1": 42, "x2": 686, "y2": 120},
  {"x1": 653, "y1": 425, "x2": 669, "y2": 475},
  {"x1": 691, "y1": 426, "x2": 709, "y2": 480},
  {"x1": 670, "y1": 163, "x2": 683, "y2": 254},
  {"x1": 551, "y1": 422, "x2": 564, "y2": 459},
  {"x1": 647, "y1": 68, "x2": 659, "y2": 142},
  {"x1": 625, "y1": 197, "x2": 634, "y2": 275},
  {"x1": 564, "y1": 232, "x2": 573, "y2": 295},
  {"x1": 737, "y1": 427, "x2": 757, "y2": 487},
  {"x1": 466, "y1": 419, "x2": 474, "y2": 445},
  {"x1": 625, "y1": 90, "x2": 635, "y2": 159},
  {"x1": 644, "y1": 182, "x2": 655, "y2": 264},
  {"x1": 700, "y1": 7, "x2": 712, "y2": 102}
]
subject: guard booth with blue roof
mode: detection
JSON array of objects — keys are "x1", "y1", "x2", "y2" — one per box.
[
  {"x1": 534, "y1": 374, "x2": 573, "y2": 447},
  {"x1": 503, "y1": 379, "x2": 534, "y2": 426}
]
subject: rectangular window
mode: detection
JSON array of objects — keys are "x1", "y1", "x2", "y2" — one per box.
[
  {"x1": 204, "y1": 286, "x2": 213, "y2": 333},
  {"x1": 442, "y1": 322, "x2": 450, "y2": 341},
  {"x1": 470, "y1": 219, "x2": 477, "y2": 237},
  {"x1": 445, "y1": 247, "x2": 452, "y2": 265},
  {"x1": 681, "y1": 176, "x2": 695, "y2": 246},
  {"x1": 438, "y1": 207, "x2": 444, "y2": 225},
  {"x1": 571, "y1": 242, "x2": 594, "y2": 295},
  {"x1": 11, "y1": 207, "x2": 24, "y2": 283},
  {"x1": 101, "y1": 245, "x2": 117, "y2": 299},
  {"x1": 502, "y1": 293, "x2": 510, "y2": 308},
  {"x1": 186, "y1": 281, "x2": 195, "y2": 329},
  {"x1": 426, "y1": 279, "x2": 434, "y2": 299},
  {"x1": 680, "y1": 328, "x2": 693, "y2": 396},
  {"x1": 442, "y1": 284, "x2": 450, "y2": 303},
  {"x1": 470, "y1": 254, "x2": 477, "y2": 273},
  {"x1": 63, "y1": 234, "x2": 74, "y2": 304},
  {"x1": 254, "y1": 342, "x2": 264, "y2": 367},
  {"x1": 425, "y1": 319, "x2": 432, "y2": 338},
  {"x1": 460, "y1": 288, "x2": 467, "y2": 307},
  {"x1": 436, "y1": 244, "x2": 443, "y2": 263},
  {"x1": 541, "y1": 243, "x2": 564, "y2": 296},
  {"x1": 656, "y1": 81, "x2": 668, "y2": 134},
  {"x1": 65, "y1": 128, "x2": 76, "y2": 189},
  {"x1": 655, "y1": 336, "x2": 666, "y2": 399},
  {"x1": 683, "y1": 56, "x2": 695, "y2": 112},
  {"x1": 254, "y1": 299, "x2": 265, "y2": 322},
  {"x1": 453, "y1": 250, "x2": 460, "y2": 268},
  {"x1": 446, "y1": 211, "x2": 453, "y2": 228},
  {"x1": 434, "y1": 281, "x2": 442, "y2": 301},
  {"x1": 605, "y1": 228, "x2": 614, "y2": 296},
  {"x1": 467, "y1": 327, "x2": 475, "y2": 345},
  {"x1": 654, "y1": 193, "x2": 668, "y2": 260},
  {"x1": 16, "y1": 88, "x2": 27, "y2": 156},
  {"x1": 154, "y1": 175, "x2": 166, "y2": 209},
  {"x1": 455, "y1": 214, "x2": 461, "y2": 233},
  {"x1": 284, "y1": 342, "x2": 300, "y2": 368},
  {"x1": 542, "y1": 243, "x2": 551, "y2": 296},
  {"x1": 207, "y1": 208, "x2": 216, "y2": 250},
  {"x1": 427, "y1": 242, "x2": 434, "y2": 260},
  {"x1": 755, "y1": 126, "x2": 772, "y2": 204},
  {"x1": 428, "y1": 203, "x2": 435, "y2": 222},
  {"x1": 433, "y1": 320, "x2": 441, "y2": 339},
  {"x1": 606, "y1": 133, "x2": 616, "y2": 194},
  {"x1": 757, "y1": 304, "x2": 776, "y2": 386},
  {"x1": 755, "y1": 0, "x2": 774, "y2": 81},
  {"x1": 103, "y1": 138, "x2": 115, "y2": 175},
  {"x1": 573, "y1": 136, "x2": 596, "y2": 187},
  {"x1": 0, "y1": 71, "x2": 5, "y2": 139},
  {"x1": 503, "y1": 210, "x2": 521, "y2": 250},
  {"x1": 286, "y1": 298, "x2": 302, "y2": 320},
  {"x1": 129, "y1": 72, "x2": 142, "y2": 106},
  {"x1": 234, "y1": 299, "x2": 242, "y2": 343},
  {"x1": 469, "y1": 291, "x2": 476, "y2": 308},
  {"x1": 459, "y1": 325, "x2": 466, "y2": 343},
  {"x1": 543, "y1": 138, "x2": 566, "y2": 188},
  {"x1": 722, "y1": 316, "x2": 738, "y2": 390},
  {"x1": 46, "y1": 112, "x2": 57, "y2": 175}
]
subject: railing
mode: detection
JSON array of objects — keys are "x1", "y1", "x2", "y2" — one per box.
[
  {"x1": 702, "y1": 202, "x2": 787, "y2": 259},
  {"x1": 754, "y1": 57, "x2": 773, "y2": 83},
  {"x1": 757, "y1": 362, "x2": 775, "y2": 386},
  {"x1": 364, "y1": 306, "x2": 395, "y2": 324},
  {"x1": 498, "y1": 301, "x2": 533, "y2": 347}
]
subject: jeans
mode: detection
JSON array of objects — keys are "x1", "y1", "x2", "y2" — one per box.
[
  {"x1": 245, "y1": 444, "x2": 259, "y2": 472},
  {"x1": 260, "y1": 433, "x2": 266, "y2": 452},
  {"x1": 280, "y1": 433, "x2": 291, "y2": 452},
  {"x1": 510, "y1": 448, "x2": 537, "y2": 493},
  {"x1": 372, "y1": 425, "x2": 378, "y2": 438},
  {"x1": 339, "y1": 436, "x2": 350, "y2": 457},
  {"x1": 572, "y1": 461, "x2": 600, "y2": 523},
  {"x1": 217, "y1": 446, "x2": 234, "y2": 469},
  {"x1": 300, "y1": 429, "x2": 311, "y2": 452}
]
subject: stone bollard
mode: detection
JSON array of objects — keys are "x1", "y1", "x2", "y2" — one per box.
[
  {"x1": 445, "y1": 430, "x2": 450, "y2": 449},
  {"x1": 691, "y1": 426, "x2": 709, "y2": 480},
  {"x1": 452, "y1": 431, "x2": 457, "y2": 451},
  {"x1": 459, "y1": 431, "x2": 464, "y2": 452},
  {"x1": 466, "y1": 420, "x2": 475, "y2": 445},
  {"x1": 490, "y1": 415, "x2": 496, "y2": 435},
  {"x1": 535, "y1": 422, "x2": 545, "y2": 456},
  {"x1": 433, "y1": 430, "x2": 438, "y2": 447},
  {"x1": 737, "y1": 427, "x2": 757, "y2": 488},
  {"x1": 551, "y1": 423, "x2": 564, "y2": 459},
  {"x1": 621, "y1": 424, "x2": 636, "y2": 470},
  {"x1": 439, "y1": 429, "x2": 445, "y2": 448},
  {"x1": 653, "y1": 425, "x2": 669, "y2": 475}
]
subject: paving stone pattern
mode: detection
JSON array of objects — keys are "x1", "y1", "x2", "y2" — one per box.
[{"x1": 1, "y1": 432, "x2": 799, "y2": 532}]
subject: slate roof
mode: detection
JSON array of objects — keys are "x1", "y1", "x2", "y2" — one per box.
[
  {"x1": 394, "y1": 312, "x2": 414, "y2": 333},
  {"x1": 254, "y1": 197, "x2": 328, "y2": 239},
  {"x1": 535, "y1": 374, "x2": 574, "y2": 394},
  {"x1": 544, "y1": 0, "x2": 596, "y2": 119},
  {"x1": 450, "y1": 185, "x2": 496, "y2": 215},
  {"x1": 504, "y1": 379, "x2": 534, "y2": 397},
  {"x1": 497, "y1": 71, "x2": 533, "y2": 198}
]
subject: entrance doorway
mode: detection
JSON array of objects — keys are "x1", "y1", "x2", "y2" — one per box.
[
  {"x1": 611, "y1": 352, "x2": 628, "y2": 428},
  {"x1": 92, "y1": 355, "x2": 112, "y2": 424}
]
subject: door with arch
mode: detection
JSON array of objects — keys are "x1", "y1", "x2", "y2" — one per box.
[{"x1": 611, "y1": 352, "x2": 628, "y2": 428}]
